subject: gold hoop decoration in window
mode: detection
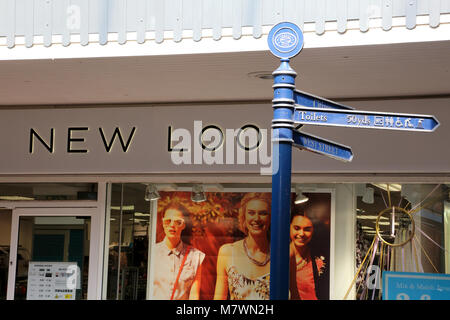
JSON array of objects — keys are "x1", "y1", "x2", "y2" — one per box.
[{"x1": 375, "y1": 206, "x2": 415, "y2": 247}]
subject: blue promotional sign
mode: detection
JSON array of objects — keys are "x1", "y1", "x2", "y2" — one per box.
[
  {"x1": 294, "y1": 107, "x2": 440, "y2": 132},
  {"x1": 294, "y1": 90, "x2": 354, "y2": 110},
  {"x1": 268, "y1": 22, "x2": 304, "y2": 59},
  {"x1": 383, "y1": 271, "x2": 450, "y2": 300},
  {"x1": 293, "y1": 130, "x2": 353, "y2": 162}
]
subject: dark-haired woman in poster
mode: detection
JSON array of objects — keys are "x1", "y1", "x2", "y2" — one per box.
[{"x1": 289, "y1": 213, "x2": 328, "y2": 300}]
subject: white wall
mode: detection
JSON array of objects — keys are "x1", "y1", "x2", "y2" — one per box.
[{"x1": 332, "y1": 184, "x2": 356, "y2": 300}]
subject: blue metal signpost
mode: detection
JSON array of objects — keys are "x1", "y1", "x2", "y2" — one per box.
[
  {"x1": 267, "y1": 22, "x2": 439, "y2": 300},
  {"x1": 268, "y1": 22, "x2": 303, "y2": 300}
]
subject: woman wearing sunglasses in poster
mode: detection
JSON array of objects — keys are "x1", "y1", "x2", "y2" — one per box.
[
  {"x1": 214, "y1": 193, "x2": 271, "y2": 300},
  {"x1": 152, "y1": 203, "x2": 206, "y2": 300}
]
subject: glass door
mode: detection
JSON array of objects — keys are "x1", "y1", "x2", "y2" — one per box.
[{"x1": 7, "y1": 207, "x2": 99, "y2": 300}]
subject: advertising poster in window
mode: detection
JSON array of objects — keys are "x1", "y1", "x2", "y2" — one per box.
[
  {"x1": 149, "y1": 191, "x2": 331, "y2": 300},
  {"x1": 289, "y1": 192, "x2": 331, "y2": 300}
]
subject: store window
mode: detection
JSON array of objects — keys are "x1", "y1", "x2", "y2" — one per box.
[
  {"x1": 106, "y1": 183, "x2": 151, "y2": 300},
  {"x1": 105, "y1": 183, "x2": 333, "y2": 300},
  {"x1": 354, "y1": 183, "x2": 450, "y2": 300}
]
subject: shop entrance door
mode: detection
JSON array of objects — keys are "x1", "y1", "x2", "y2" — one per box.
[{"x1": 6, "y1": 206, "x2": 100, "y2": 300}]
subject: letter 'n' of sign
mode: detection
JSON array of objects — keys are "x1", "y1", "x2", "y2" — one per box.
[
  {"x1": 29, "y1": 128, "x2": 54, "y2": 153},
  {"x1": 99, "y1": 127, "x2": 136, "y2": 152}
]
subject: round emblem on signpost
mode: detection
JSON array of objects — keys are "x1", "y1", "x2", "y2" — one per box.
[{"x1": 268, "y1": 22, "x2": 304, "y2": 59}]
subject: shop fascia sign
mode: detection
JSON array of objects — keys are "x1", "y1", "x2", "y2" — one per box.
[
  {"x1": 29, "y1": 127, "x2": 137, "y2": 154},
  {"x1": 29, "y1": 122, "x2": 268, "y2": 156},
  {"x1": 27, "y1": 119, "x2": 276, "y2": 174}
]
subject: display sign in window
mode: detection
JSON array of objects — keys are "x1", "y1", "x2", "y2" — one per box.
[
  {"x1": 383, "y1": 271, "x2": 450, "y2": 300},
  {"x1": 27, "y1": 262, "x2": 79, "y2": 300}
]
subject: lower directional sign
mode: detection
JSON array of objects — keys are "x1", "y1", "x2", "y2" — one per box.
[
  {"x1": 294, "y1": 107, "x2": 440, "y2": 132},
  {"x1": 293, "y1": 130, "x2": 353, "y2": 162}
]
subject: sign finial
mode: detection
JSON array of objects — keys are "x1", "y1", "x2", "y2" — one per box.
[{"x1": 268, "y1": 22, "x2": 304, "y2": 59}]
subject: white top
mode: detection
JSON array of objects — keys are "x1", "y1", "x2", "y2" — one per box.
[{"x1": 152, "y1": 239, "x2": 205, "y2": 300}]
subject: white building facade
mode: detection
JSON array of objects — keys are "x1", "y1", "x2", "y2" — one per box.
[{"x1": 0, "y1": 0, "x2": 449, "y2": 301}]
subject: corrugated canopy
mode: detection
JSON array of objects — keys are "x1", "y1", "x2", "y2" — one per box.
[{"x1": 0, "y1": 0, "x2": 449, "y2": 48}]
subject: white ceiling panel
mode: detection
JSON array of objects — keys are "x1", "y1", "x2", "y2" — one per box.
[{"x1": 0, "y1": 40, "x2": 449, "y2": 107}]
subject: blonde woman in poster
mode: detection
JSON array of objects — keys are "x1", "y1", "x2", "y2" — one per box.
[
  {"x1": 152, "y1": 203, "x2": 205, "y2": 300},
  {"x1": 289, "y1": 213, "x2": 327, "y2": 300},
  {"x1": 214, "y1": 192, "x2": 271, "y2": 300}
]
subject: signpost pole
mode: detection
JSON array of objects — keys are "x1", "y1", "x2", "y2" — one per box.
[
  {"x1": 270, "y1": 58, "x2": 296, "y2": 300},
  {"x1": 267, "y1": 21, "x2": 304, "y2": 300}
]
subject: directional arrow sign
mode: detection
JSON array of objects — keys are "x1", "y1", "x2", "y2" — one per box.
[
  {"x1": 293, "y1": 130, "x2": 353, "y2": 162},
  {"x1": 294, "y1": 107, "x2": 440, "y2": 132},
  {"x1": 294, "y1": 90, "x2": 354, "y2": 110}
]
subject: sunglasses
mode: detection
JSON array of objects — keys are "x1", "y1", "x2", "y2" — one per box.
[{"x1": 162, "y1": 217, "x2": 185, "y2": 227}]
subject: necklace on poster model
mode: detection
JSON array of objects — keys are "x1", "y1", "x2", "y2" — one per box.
[{"x1": 243, "y1": 238, "x2": 270, "y2": 267}]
